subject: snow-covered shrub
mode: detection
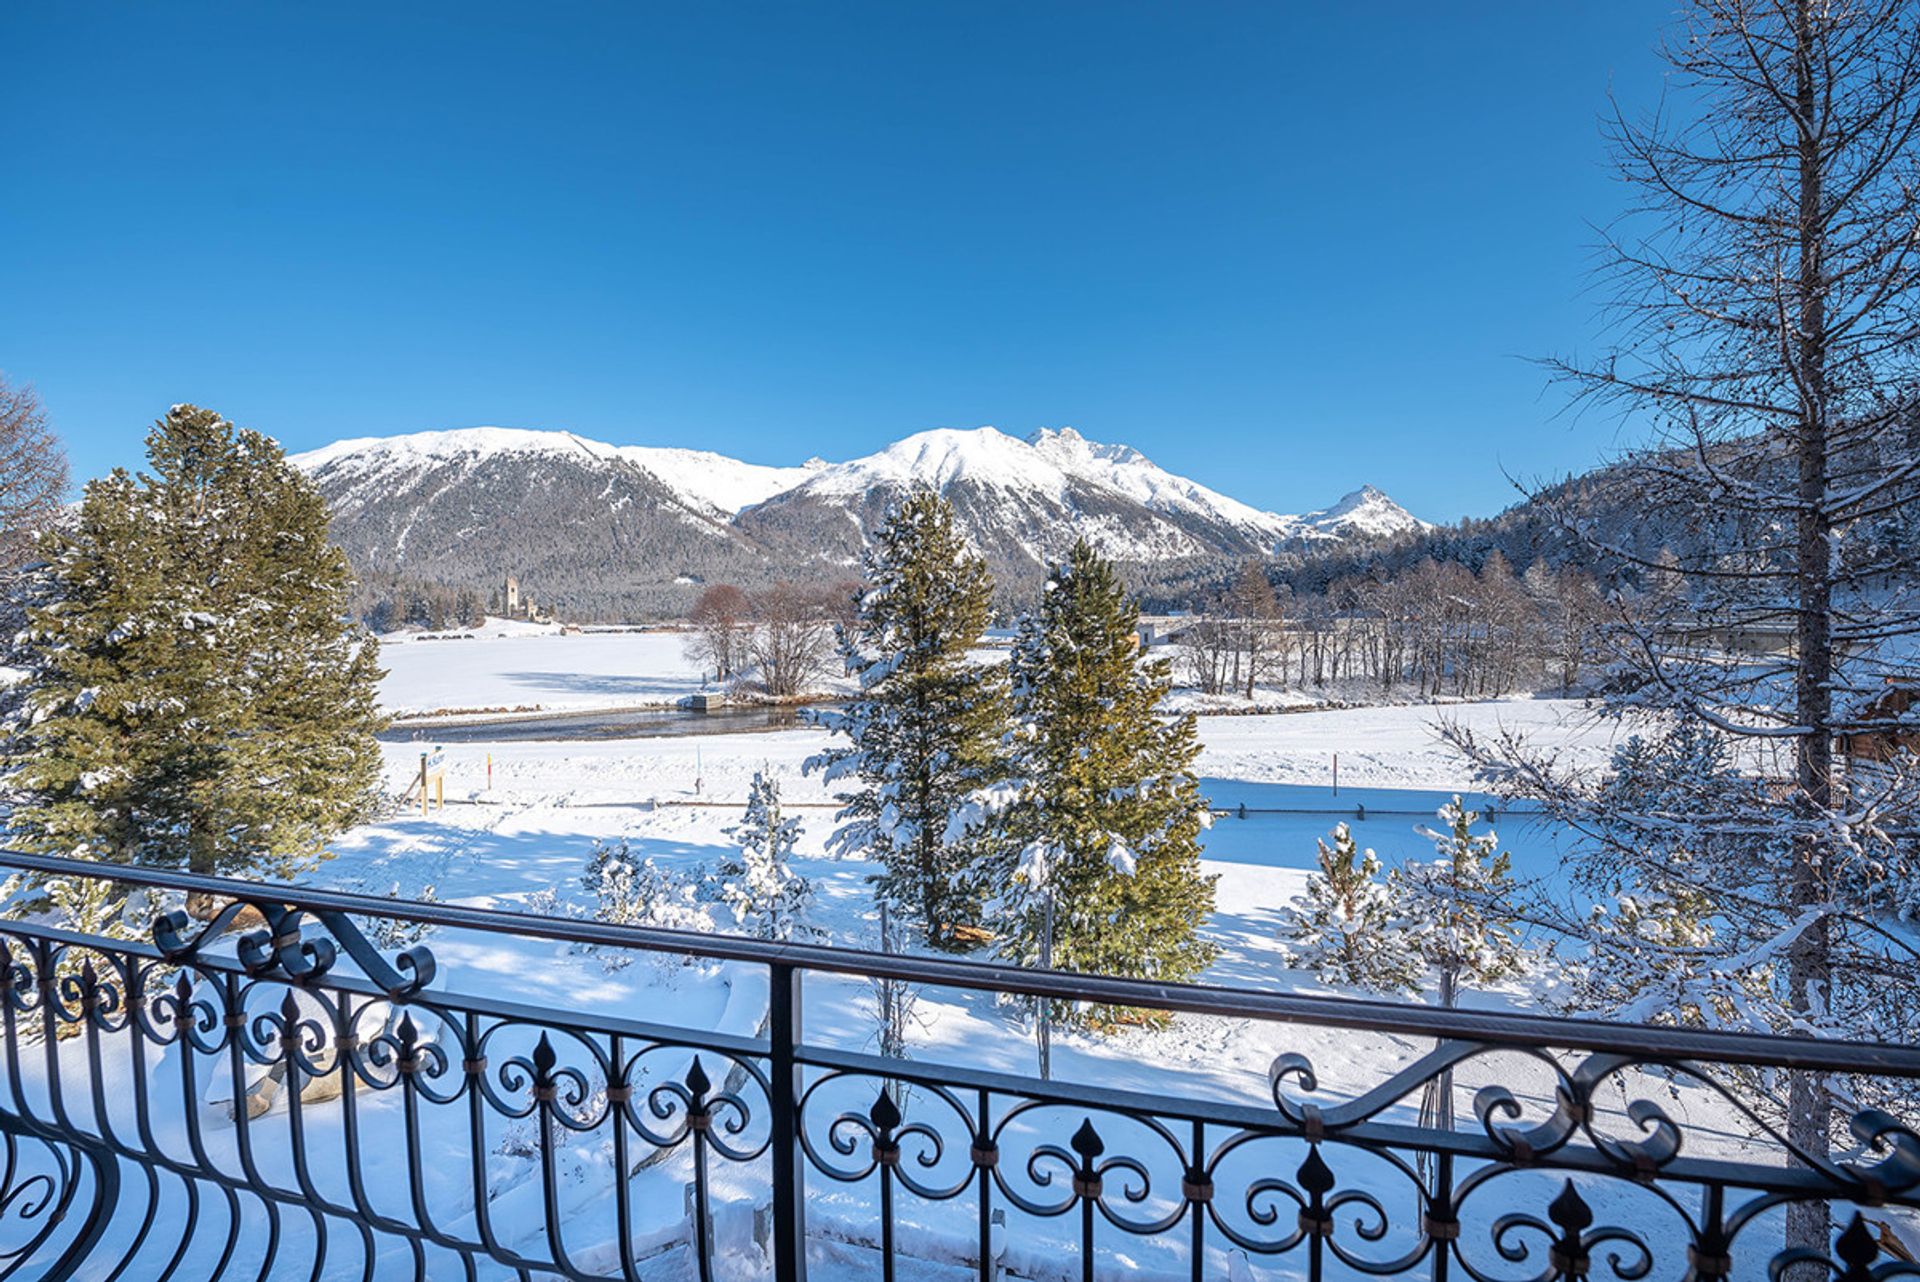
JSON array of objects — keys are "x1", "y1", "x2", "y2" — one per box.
[
  {"x1": 1278, "y1": 824, "x2": 1420, "y2": 993},
  {"x1": 1554, "y1": 725, "x2": 1794, "y2": 1033},
  {"x1": 1567, "y1": 877, "x2": 1771, "y2": 1027},
  {"x1": 367, "y1": 881, "x2": 440, "y2": 951},
  {"x1": 580, "y1": 838, "x2": 713, "y2": 969},
  {"x1": 0, "y1": 871, "x2": 161, "y2": 1040},
  {"x1": 716, "y1": 772, "x2": 812, "y2": 941}
]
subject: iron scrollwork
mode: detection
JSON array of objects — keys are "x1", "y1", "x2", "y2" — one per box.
[{"x1": 0, "y1": 856, "x2": 1913, "y2": 1280}]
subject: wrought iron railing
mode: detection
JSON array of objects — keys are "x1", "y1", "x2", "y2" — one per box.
[{"x1": 0, "y1": 848, "x2": 1915, "y2": 1281}]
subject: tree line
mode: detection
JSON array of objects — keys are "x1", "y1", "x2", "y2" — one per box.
[
  {"x1": 1184, "y1": 551, "x2": 1612, "y2": 700},
  {"x1": 352, "y1": 572, "x2": 490, "y2": 633}
]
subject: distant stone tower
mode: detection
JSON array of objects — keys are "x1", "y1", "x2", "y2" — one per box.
[{"x1": 504, "y1": 575, "x2": 520, "y2": 616}]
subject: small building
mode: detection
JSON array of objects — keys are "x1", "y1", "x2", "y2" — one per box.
[
  {"x1": 1137, "y1": 614, "x2": 1196, "y2": 648},
  {"x1": 1664, "y1": 618, "x2": 1799, "y2": 658}
]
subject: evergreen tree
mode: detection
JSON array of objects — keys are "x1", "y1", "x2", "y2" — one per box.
[
  {"x1": 718, "y1": 770, "x2": 811, "y2": 941},
  {"x1": 986, "y1": 540, "x2": 1216, "y2": 999},
  {"x1": 1278, "y1": 823, "x2": 1420, "y2": 993},
  {"x1": 1388, "y1": 796, "x2": 1528, "y2": 1138},
  {"x1": 1390, "y1": 796, "x2": 1528, "y2": 1007},
  {"x1": 3, "y1": 405, "x2": 386, "y2": 878},
  {"x1": 806, "y1": 488, "x2": 1006, "y2": 945}
]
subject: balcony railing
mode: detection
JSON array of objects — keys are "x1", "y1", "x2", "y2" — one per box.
[{"x1": 0, "y1": 848, "x2": 1916, "y2": 1281}]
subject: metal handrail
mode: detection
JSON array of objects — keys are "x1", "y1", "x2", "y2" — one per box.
[
  {"x1": 3, "y1": 845, "x2": 1920, "y2": 1279},
  {"x1": 5, "y1": 845, "x2": 1919, "y2": 1076}
]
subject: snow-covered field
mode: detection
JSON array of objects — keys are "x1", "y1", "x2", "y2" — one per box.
[
  {"x1": 250, "y1": 691, "x2": 1806, "y2": 1278},
  {"x1": 377, "y1": 626, "x2": 723, "y2": 717},
  {"x1": 341, "y1": 693, "x2": 1618, "y2": 1114},
  {"x1": 20, "y1": 628, "x2": 1835, "y2": 1279}
]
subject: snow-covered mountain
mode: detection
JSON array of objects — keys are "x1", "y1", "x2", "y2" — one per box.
[
  {"x1": 736, "y1": 426, "x2": 1341, "y2": 569},
  {"x1": 292, "y1": 427, "x2": 819, "y2": 523},
  {"x1": 293, "y1": 425, "x2": 1426, "y2": 617},
  {"x1": 1293, "y1": 483, "x2": 1429, "y2": 541}
]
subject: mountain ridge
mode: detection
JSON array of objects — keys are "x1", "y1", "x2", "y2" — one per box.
[{"x1": 292, "y1": 425, "x2": 1428, "y2": 618}]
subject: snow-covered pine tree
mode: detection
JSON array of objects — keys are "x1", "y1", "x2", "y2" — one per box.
[
  {"x1": 1388, "y1": 796, "x2": 1528, "y2": 1140},
  {"x1": 1390, "y1": 796, "x2": 1528, "y2": 1008},
  {"x1": 986, "y1": 540, "x2": 1216, "y2": 1005},
  {"x1": 3, "y1": 406, "x2": 386, "y2": 879},
  {"x1": 1278, "y1": 823, "x2": 1420, "y2": 993},
  {"x1": 805, "y1": 487, "x2": 1007, "y2": 946},
  {"x1": 718, "y1": 770, "x2": 812, "y2": 941}
]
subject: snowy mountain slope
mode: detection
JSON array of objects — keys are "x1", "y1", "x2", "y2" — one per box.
[
  {"x1": 1294, "y1": 484, "x2": 1428, "y2": 541},
  {"x1": 294, "y1": 424, "x2": 1426, "y2": 617},
  {"x1": 293, "y1": 429, "x2": 787, "y2": 618},
  {"x1": 291, "y1": 427, "x2": 816, "y2": 521},
  {"x1": 736, "y1": 426, "x2": 1427, "y2": 573},
  {"x1": 1025, "y1": 427, "x2": 1301, "y2": 540}
]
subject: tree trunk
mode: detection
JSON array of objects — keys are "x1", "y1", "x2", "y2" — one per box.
[{"x1": 1784, "y1": 0, "x2": 1834, "y2": 1265}]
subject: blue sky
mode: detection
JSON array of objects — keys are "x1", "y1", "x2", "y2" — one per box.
[{"x1": 3, "y1": 3, "x2": 1674, "y2": 523}]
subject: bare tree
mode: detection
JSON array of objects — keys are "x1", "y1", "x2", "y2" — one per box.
[
  {"x1": 1181, "y1": 613, "x2": 1237, "y2": 695},
  {"x1": 0, "y1": 376, "x2": 68, "y2": 572},
  {"x1": 747, "y1": 583, "x2": 835, "y2": 698},
  {"x1": 685, "y1": 583, "x2": 750, "y2": 682},
  {"x1": 818, "y1": 578, "x2": 863, "y2": 633},
  {"x1": 1524, "y1": 562, "x2": 1610, "y2": 695},
  {"x1": 1225, "y1": 560, "x2": 1287, "y2": 699},
  {"x1": 1457, "y1": 2, "x2": 1920, "y2": 1264}
]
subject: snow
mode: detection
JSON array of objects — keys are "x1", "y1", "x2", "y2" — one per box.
[
  {"x1": 773, "y1": 426, "x2": 1428, "y2": 553},
  {"x1": 1293, "y1": 482, "x2": 1434, "y2": 540},
  {"x1": 374, "y1": 623, "x2": 990, "y2": 718},
  {"x1": 377, "y1": 627, "x2": 724, "y2": 716},
  {"x1": 289, "y1": 426, "x2": 819, "y2": 518},
  {"x1": 1026, "y1": 426, "x2": 1298, "y2": 535},
  {"x1": 4, "y1": 626, "x2": 1839, "y2": 1278},
  {"x1": 795, "y1": 427, "x2": 1100, "y2": 500},
  {"x1": 290, "y1": 424, "x2": 1429, "y2": 561},
  {"x1": 610, "y1": 443, "x2": 820, "y2": 517},
  {"x1": 1197, "y1": 697, "x2": 1625, "y2": 791}
]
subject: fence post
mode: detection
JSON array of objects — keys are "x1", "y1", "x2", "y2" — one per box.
[{"x1": 769, "y1": 961, "x2": 808, "y2": 1282}]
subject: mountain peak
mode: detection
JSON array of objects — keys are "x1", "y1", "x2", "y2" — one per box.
[
  {"x1": 1298, "y1": 484, "x2": 1429, "y2": 539},
  {"x1": 297, "y1": 422, "x2": 1427, "y2": 615},
  {"x1": 1026, "y1": 425, "x2": 1148, "y2": 469}
]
